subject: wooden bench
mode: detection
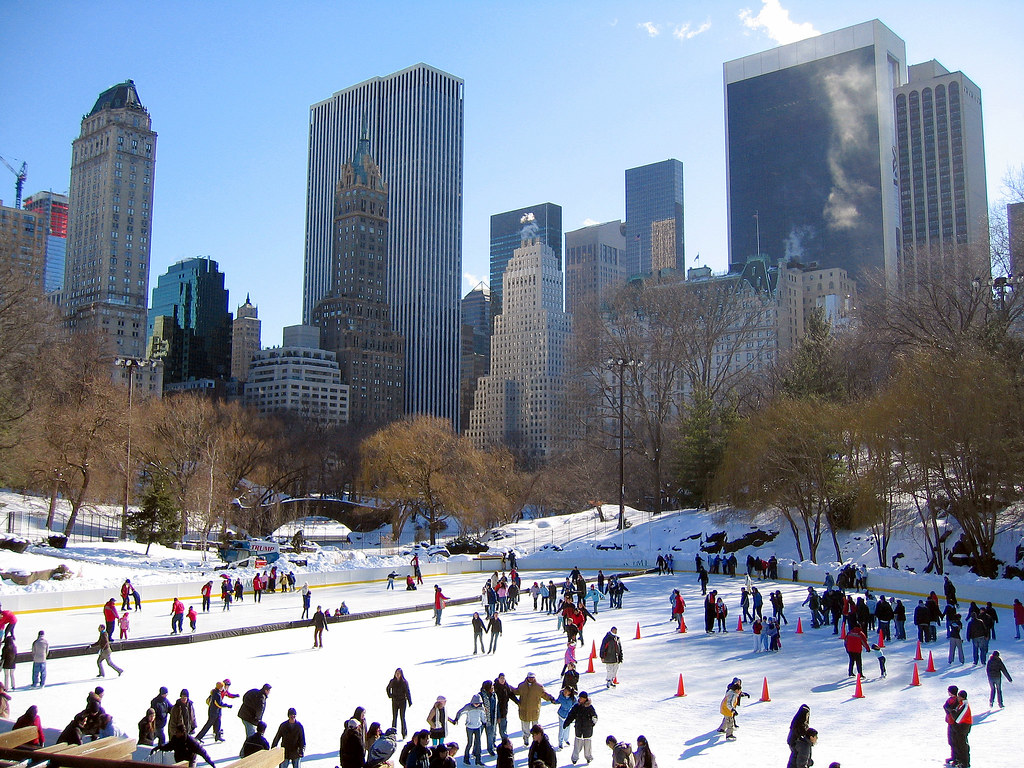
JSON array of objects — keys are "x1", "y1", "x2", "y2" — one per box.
[{"x1": 0, "y1": 728, "x2": 40, "y2": 749}]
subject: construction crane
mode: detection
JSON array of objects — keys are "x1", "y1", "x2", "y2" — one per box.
[{"x1": 0, "y1": 155, "x2": 27, "y2": 209}]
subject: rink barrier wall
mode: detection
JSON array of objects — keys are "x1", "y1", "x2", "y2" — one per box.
[{"x1": 11, "y1": 594, "x2": 482, "y2": 664}]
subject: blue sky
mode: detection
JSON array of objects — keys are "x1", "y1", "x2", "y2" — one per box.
[{"x1": 2, "y1": 0, "x2": 1021, "y2": 344}]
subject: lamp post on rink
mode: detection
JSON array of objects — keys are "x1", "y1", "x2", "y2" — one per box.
[
  {"x1": 607, "y1": 357, "x2": 640, "y2": 533},
  {"x1": 115, "y1": 357, "x2": 155, "y2": 538}
]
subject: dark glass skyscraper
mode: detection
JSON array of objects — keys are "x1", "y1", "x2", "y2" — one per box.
[
  {"x1": 146, "y1": 257, "x2": 232, "y2": 384},
  {"x1": 725, "y1": 21, "x2": 906, "y2": 285},
  {"x1": 625, "y1": 160, "x2": 684, "y2": 279},
  {"x1": 489, "y1": 203, "x2": 561, "y2": 317}
]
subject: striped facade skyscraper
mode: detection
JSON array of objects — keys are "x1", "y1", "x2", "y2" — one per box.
[{"x1": 304, "y1": 63, "x2": 464, "y2": 427}]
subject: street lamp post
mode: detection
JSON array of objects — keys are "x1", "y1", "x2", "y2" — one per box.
[
  {"x1": 115, "y1": 357, "x2": 155, "y2": 538},
  {"x1": 608, "y1": 358, "x2": 638, "y2": 532}
]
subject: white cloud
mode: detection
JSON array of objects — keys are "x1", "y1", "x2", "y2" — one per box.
[
  {"x1": 582, "y1": 218, "x2": 600, "y2": 227},
  {"x1": 462, "y1": 272, "x2": 487, "y2": 289},
  {"x1": 673, "y1": 20, "x2": 711, "y2": 41},
  {"x1": 638, "y1": 21, "x2": 660, "y2": 37},
  {"x1": 739, "y1": 0, "x2": 819, "y2": 45}
]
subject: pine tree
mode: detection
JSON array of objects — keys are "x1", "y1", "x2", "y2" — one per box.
[
  {"x1": 780, "y1": 306, "x2": 845, "y2": 402},
  {"x1": 675, "y1": 396, "x2": 737, "y2": 509},
  {"x1": 127, "y1": 474, "x2": 181, "y2": 555}
]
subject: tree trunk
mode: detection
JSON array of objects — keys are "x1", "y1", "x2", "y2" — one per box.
[
  {"x1": 46, "y1": 477, "x2": 60, "y2": 530},
  {"x1": 62, "y1": 468, "x2": 91, "y2": 538}
]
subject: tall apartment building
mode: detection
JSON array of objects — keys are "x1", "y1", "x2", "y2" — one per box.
[
  {"x1": 231, "y1": 295, "x2": 261, "y2": 383},
  {"x1": 468, "y1": 223, "x2": 572, "y2": 464},
  {"x1": 304, "y1": 64, "x2": 463, "y2": 426},
  {"x1": 245, "y1": 325, "x2": 349, "y2": 425},
  {"x1": 894, "y1": 60, "x2": 989, "y2": 280},
  {"x1": 459, "y1": 282, "x2": 490, "y2": 434},
  {"x1": 312, "y1": 130, "x2": 404, "y2": 426},
  {"x1": 490, "y1": 203, "x2": 561, "y2": 317},
  {"x1": 565, "y1": 220, "x2": 626, "y2": 315},
  {"x1": 0, "y1": 203, "x2": 45, "y2": 287},
  {"x1": 625, "y1": 160, "x2": 684, "y2": 279},
  {"x1": 23, "y1": 191, "x2": 68, "y2": 293},
  {"x1": 725, "y1": 21, "x2": 906, "y2": 284},
  {"x1": 64, "y1": 80, "x2": 156, "y2": 357},
  {"x1": 146, "y1": 257, "x2": 232, "y2": 385}
]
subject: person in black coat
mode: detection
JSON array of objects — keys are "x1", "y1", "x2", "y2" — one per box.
[
  {"x1": 495, "y1": 737, "x2": 514, "y2": 768},
  {"x1": 561, "y1": 662, "x2": 580, "y2": 694},
  {"x1": 562, "y1": 691, "x2": 598, "y2": 764},
  {"x1": 272, "y1": 708, "x2": 306, "y2": 768},
  {"x1": 493, "y1": 673, "x2": 519, "y2": 742},
  {"x1": 402, "y1": 730, "x2": 432, "y2": 768},
  {"x1": 386, "y1": 668, "x2": 412, "y2": 738},
  {"x1": 151, "y1": 686, "x2": 172, "y2": 745},
  {"x1": 986, "y1": 650, "x2": 1013, "y2": 708},
  {"x1": 341, "y1": 718, "x2": 366, "y2": 768},
  {"x1": 913, "y1": 600, "x2": 931, "y2": 643},
  {"x1": 57, "y1": 713, "x2": 88, "y2": 746},
  {"x1": 527, "y1": 725, "x2": 556, "y2": 768},
  {"x1": 151, "y1": 725, "x2": 215, "y2": 768},
  {"x1": 239, "y1": 684, "x2": 271, "y2": 737},
  {"x1": 241, "y1": 721, "x2": 269, "y2": 758},
  {"x1": 787, "y1": 728, "x2": 817, "y2": 768}
]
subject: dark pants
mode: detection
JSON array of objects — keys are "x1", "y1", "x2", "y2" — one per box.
[
  {"x1": 202, "y1": 595, "x2": 211, "y2": 611},
  {"x1": 951, "y1": 723, "x2": 970, "y2": 767},
  {"x1": 392, "y1": 702, "x2": 407, "y2": 737},
  {"x1": 989, "y1": 676, "x2": 1005, "y2": 707},
  {"x1": 847, "y1": 651, "x2": 863, "y2": 677}
]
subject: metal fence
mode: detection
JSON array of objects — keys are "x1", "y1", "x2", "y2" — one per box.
[{"x1": 1, "y1": 502, "x2": 122, "y2": 543}]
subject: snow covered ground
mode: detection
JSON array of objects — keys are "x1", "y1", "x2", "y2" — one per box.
[{"x1": 0, "y1": 489, "x2": 1021, "y2": 767}]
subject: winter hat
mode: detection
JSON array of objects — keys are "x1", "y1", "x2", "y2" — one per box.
[
  {"x1": 180, "y1": 689, "x2": 189, "y2": 697},
  {"x1": 287, "y1": 708, "x2": 297, "y2": 717},
  {"x1": 159, "y1": 687, "x2": 169, "y2": 695},
  {"x1": 526, "y1": 671, "x2": 536, "y2": 679},
  {"x1": 385, "y1": 728, "x2": 397, "y2": 736},
  {"x1": 346, "y1": 719, "x2": 359, "y2": 729},
  {"x1": 436, "y1": 696, "x2": 446, "y2": 703}
]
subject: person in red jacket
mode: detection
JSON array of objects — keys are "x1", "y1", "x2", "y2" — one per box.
[
  {"x1": 170, "y1": 598, "x2": 186, "y2": 635},
  {"x1": 434, "y1": 585, "x2": 450, "y2": 626},
  {"x1": 103, "y1": 599, "x2": 119, "y2": 637},
  {"x1": 201, "y1": 582, "x2": 213, "y2": 612},
  {"x1": 942, "y1": 684, "x2": 959, "y2": 765},
  {"x1": 1013, "y1": 598, "x2": 1024, "y2": 640},
  {"x1": 845, "y1": 623, "x2": 869, "y2": 677},
  {"x1": 950, "y1": 690, "x2": 972, "y2": 768}
]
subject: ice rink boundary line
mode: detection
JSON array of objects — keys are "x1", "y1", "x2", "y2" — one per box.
[{"x1": 11, "y1": 595, "x2": 482, "y2": 664}]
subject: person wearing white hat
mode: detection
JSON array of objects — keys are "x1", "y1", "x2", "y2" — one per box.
[{"x1": 514, "y1": 672, "x2": 556, "y2": 746}]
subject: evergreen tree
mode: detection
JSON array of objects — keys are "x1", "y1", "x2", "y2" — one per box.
[
  {"x1": 674, "y1": 396, "x2": 737, "y2": 509},
  {"x1": 780, "y1": 306, "x2": 845, "y2": 402},
  {"x1": 127, "y1": 474, "x2": 180, "y2": 554}
]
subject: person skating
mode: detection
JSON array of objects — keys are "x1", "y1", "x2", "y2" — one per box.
[
  {"x1": 301, "y1": 584, "x2": 312, "y2": 620},
  {"x1": 471, "y1": 613, "x2": 487, "y2": 655},
  {"x1": 563, "y1": 690, "x2": 598, "y2": 764},
  {"x1": 950, "y1": 690, "x2": 972, "y2": 768},
  {"x1": 427, "y1": 696, "x2": 449, "y2": 746},
  {"x1": 239, "y1": 683, "x2": 271, "y2": 737},
  {"x1": 0, "y1": 634, "x2": 15, "y2": 690},
  {"x1": 632, "y1": 735, "x2": 656, "y2": 768},
  {"x1": 196, "y1": 681, "x2": 231, "y2": 743},
  {"x1": 527, "y1": 725, "x2": 556, "y2": 768},
  {"x1": 718, "y1": 681, "x2": 741, "y2": 741},
  {"x1": 93, "y1": 625, "x2": 123, "y2": 677},
  {"x1": 495, "y1": 736, "x2": 514, "y2": 768},
  {"x1": 493, "y1": 673, "x2": 518, "y2": 742},
  {"x1": 554, "y1": 687, "x2": 576, "y2": 750},
  {"x1": 201, "y1": 581, "x2": 213, "y2": 612},
  {"x1": 599, "y1": 627, "x2": 623, "y2": 688},
  {"x1": 986, "y1": 650, "x2": 1013, "y2": 708},
  {"x1": 514, "y1": 671, "x2": 556, "y2": 746},
  {"x1": 103, "y1": 598, "x2": 119, "y2": 637},
  {"x1": 188, "y1": 606, "x2": 198, "y2": 633},
  {"x1": 387, "y1": 668, "x2": 412, "y2": 738},
  {"x1": 313, "y1": 605, "x2": 329, "y2": 648},
  {"x1": 170, "y1": 597, "x2": 186, "y2": 634},
  {"x1": 844, "y1": 623, "x2": 869, "y2": 678},
  {"x1": 486, "y1": 612, "x2": 502, "y2": 654},
  {"x1": 450, "y1": 693, "x2": 488, "y2": 765},
  {"x1": 434, "y1": 586, "x2": 450, "y2": 626},
  {"x1": 30, "y1": 630, "x2": 48, "y2": 688},
  {"x1": 151, "y1": 724, "x2": 215, "y2": 768},
  {"x1": 786, "y1": 704, "x2": 810, "y2": 766},
  {"x1": 241, "y1": 721, "x2": 270, "y2": 758},
  {"x1": 272, "y1": 707, "x2": 306, "y2": 768}
]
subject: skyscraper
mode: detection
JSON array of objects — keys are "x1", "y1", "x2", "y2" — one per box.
[
  {"x1": 312, "y1": 129, "x2": 404, "y2": 427},
  {"x1": 565, "y1": 220, "x2": 626, "y2": 315},
  {"x1": 23, "y1": 191, "x2": 68, "y2": 293},
  {"x1": 0, "y1": 203, "x2": 45, "y2": 287},
  {"x1": 724, "y1": 21, "x2": 906, "y2": 284},
  {"x1": 894, "y1": 60, "x2": 989, "y2": 279},
  {"x1": 459, "y1": 282, "x2": 490, "y2": 433},
  {"x1": 146, "y1": 257, "x2": 232, "y2": 384},
  {"x1": 231, "y1": 295, "x2": 261, "y2": 383},
  {"x1": 468, "y1": 220, "x2": 572, "y2": 464},
  {"x1": 304, "y1": 64, "x2": 463, "y2": 426},
  {"x1": 489, "y1": 203, "x2": 561, "y2": 317},
  {"x1": 64, "y1": 80, "x2": 156, "y2": 357},
  {"x1": 625, "y1": 160, "x2": 684, "y2": 279}
]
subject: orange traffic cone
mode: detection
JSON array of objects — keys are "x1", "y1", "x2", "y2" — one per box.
[
  {"x1": 796, "y1": 618, "x2": 803, "y2": 634},
  {"x1": 613, "y1": 676, "x2": 618, "y2": 685},
  {"x1": 759, "y1": 676, "x2": 771, "y2": 702},
  {"x1": 736, "y1": 616, "x2": 744, "y2": 632},
  {"x1": 590, "y1": 641, "x2": 597, "y2": 659},
  {"x1": 877, "y1": 630, "x2": 885, "y2": 649},
  {"x1": 840, "y1": 622, "x2": 847, "y2": 639},
  {"x1": 635, "y1": 622, "x2": 641, "y2": 640},
  {"x1": 927, "y1": 651, "x2": 936, "y2": 673},
  {"x1": 679, "y1": 617, "x2": 687, "y2": 633},
  {"x1": 915, "y1": 641, "x2": 923, "y2": 661},
  {"x1": 586, "y1": 656, "x2": 594, "y2": 673},
  {"x1": 910, "y1": 663, "x2": 921, "y2": 686},
  {"x1": 853, "y1": 674, "x2": 865, "y2": 698},
  {"x1": 675, "y1": 674, "x2": 686, "y2": 697}
]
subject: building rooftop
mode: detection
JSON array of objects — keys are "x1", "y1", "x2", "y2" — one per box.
[{"x1": 88, "y1": 80, "x2": 147, "y2": 116}]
